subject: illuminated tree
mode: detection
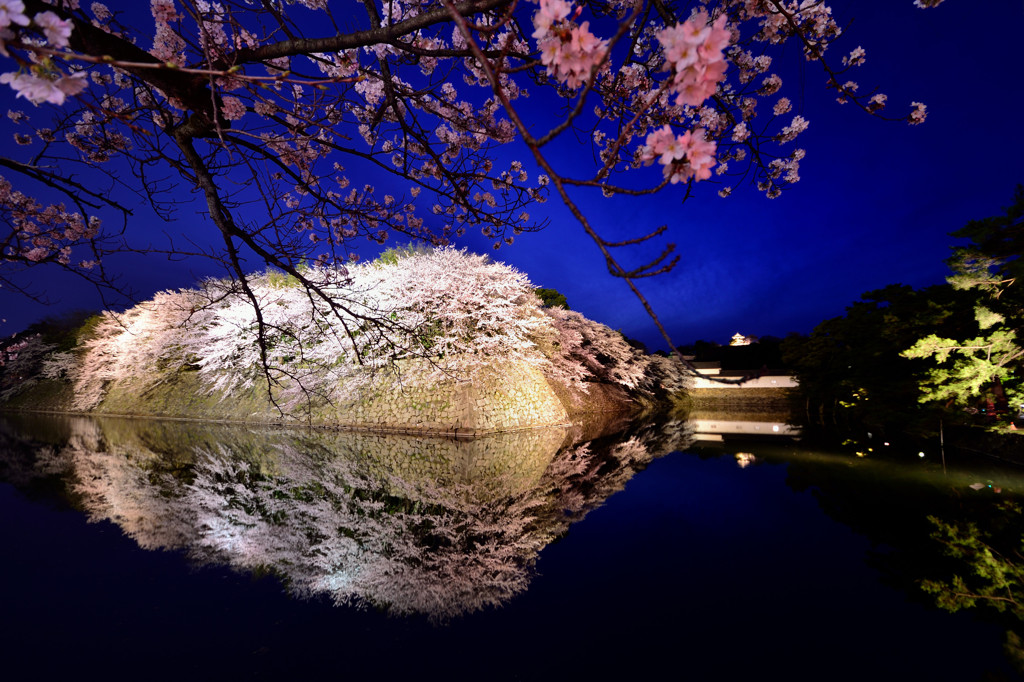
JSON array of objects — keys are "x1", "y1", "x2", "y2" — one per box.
[
  {"x1": 903, "y1": 187, "x2": 1023, "y2": 431},
  {"x1": 0, "y1": 0, "x2": 937, "y2": 386},
  {"x1": 15, "y1": 248, "x2": 678, "y2": 414}
]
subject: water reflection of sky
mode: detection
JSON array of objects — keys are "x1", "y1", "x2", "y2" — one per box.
[{"x1": 1, "y1": 415, "x2": 1019, "y2": 681}]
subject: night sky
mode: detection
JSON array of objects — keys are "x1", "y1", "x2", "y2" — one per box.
[{"x1": 1, "y1": 1, "x2": 1022, "y2": 351}]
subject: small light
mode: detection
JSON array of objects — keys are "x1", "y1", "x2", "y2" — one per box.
[
  {"x1": 918, "y1": 452, "x2": 925, "y2": 458},
  {"x1": 883, "y1": 442, "x2": 890, "y2": 446},
  {"x1": 772, "y1": 425, "x2": 779, "y2": 432}
]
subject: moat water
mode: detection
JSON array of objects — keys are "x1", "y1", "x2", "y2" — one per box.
[{"x1": 1, "y1": 412, "x2": 1021, "y2": 681}]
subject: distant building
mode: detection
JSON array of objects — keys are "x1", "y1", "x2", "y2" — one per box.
[
  {"x1": 731, "y1": 333, "x2": 747, "y2": 346},
  {"x1": 689, "y1": 360, "x2": 798, "y2": 389},
  {"x1": 730, "y1": 332, "x2": 758, "y2": 346}
]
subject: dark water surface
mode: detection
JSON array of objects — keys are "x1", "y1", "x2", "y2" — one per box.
[{"x1": 1, "y1": 413, "x2": 1020, "y2": 681}]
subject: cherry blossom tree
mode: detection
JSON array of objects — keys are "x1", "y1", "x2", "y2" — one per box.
[
  {"x1": 21, "y1": 247, "x2": 683, "y2": 414},
  {"x1": 0, "y1": 330, "x2": 52, "y2": 399},
  {"x1": 0, "y1": 0, "x2": 938, "y2": 387}
]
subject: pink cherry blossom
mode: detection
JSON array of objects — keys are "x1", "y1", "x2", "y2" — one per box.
[
  {"x1": 658, "y1": 24, "x2": 699, "y2": 69},
  {"x1": 843, "y1": 46, "x2": 866, "y2": 67},
  {"x1": 34, "y1": 11, "x2": 73, "y2": 49},
  {"x1": 777, "y1": 115, "x2": 809, "y2": 143},
  {"x1": 640, "y1": 125, "x2": 676, "y2": 165},
  {"x1": 220, "y1": 95, "x2": 246, "y2": 121},
  {"x1": 535, "y1": 11, "x2": 607, "y2": 90},
  {"x1": 0, "y1": 70, "x2": 85, "y2": 105},
  {"x1": 657, "y1": 12, "x2": 731, "y2": 108},
  {"x1": 908, "y1": 101, "x2": 927, "y2": 125},
  {"x1": 532, "y1": 0, "x2": 571, "y2": 39},
  {"x1": 90, "y1": 3, "x2": 112, "y2": 24},
  {"x1": 0, "y1": 0, "x2": 29, "y2": 30},
  {"x1": 731, "y1": 122, "x2": 749, "y2": 142},
  {"x1": 679, "y1": 128, "x2": 717, "y2": 182},
  {"x1": 641, "y1": 125, "x2": 717, "y2": 184}
]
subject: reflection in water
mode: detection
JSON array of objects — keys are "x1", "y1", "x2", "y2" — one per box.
[
  {"x1": 734, "y1": 452, "x2": 756, "y2": 468},
  {"x1": 686, "y1": 405, "x2": 800, "y2": 441},
  {"x1": 694, "y1": 434, "x2": 1024, "y2": 675},
  {"x1": 0, "y1": 414, "x2": 693, "y2": 620}
]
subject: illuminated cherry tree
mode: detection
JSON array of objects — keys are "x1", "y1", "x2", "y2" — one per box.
[
  {"x1": 0, "y1": 0, "x2": 938, "y2": 380},
  {"x1": 30, "y1": 247, "x2": 681, "y2": 413}
]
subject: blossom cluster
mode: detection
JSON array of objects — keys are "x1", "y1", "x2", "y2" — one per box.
[
  {"x1": 150, "y1": 0, "x2": 186, "y2": 64},
  {"x1": 543, "y1": 307, "x2": 656, "y2": 392},
  {"x1": 0, "y1": 69, "x2": 86, "y2": 105},
  {"x1": 756, "y1": 0, "x2": 841, "y2": 54},
  {"x1": 0, "y1": 175, "x2": 100, "y2": 267},
  {"x1": 609, "y1": 9, "x2": 732, "y2": 185},
  {"x1": 0, "y1": 1, "x2": 84, "y2": 105},
  {"x1": 908, "y1": 101, "x2": 927, "y2": 125},
  {"x1": 532, "y1": 0, "x2": 608, "y2": 89},
  {"x1": 776, "y1": 114, "x2": 809, "y2": 143},
  {"x1": 656, "y1": 9, "x2": 731, "y2": 108},
  {"x1": 640, "y1": 125, "x2": 717, "y2": 184},
  {"x1": 0, "y1": 333, "x2": 52, "y2": 400}
]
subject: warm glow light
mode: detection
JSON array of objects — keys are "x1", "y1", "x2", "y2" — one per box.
[{"x1": 730, "y1": 333, "x2": 753, "y2": 346}]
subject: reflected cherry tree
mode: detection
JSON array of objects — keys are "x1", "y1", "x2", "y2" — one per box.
[{"x1": 0, "y1": 414, "x2": 693, "y2": 619}]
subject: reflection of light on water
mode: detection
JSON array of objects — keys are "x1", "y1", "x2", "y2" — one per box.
[
  {"x1": 712, "y1": 440, "x2": 1024, "y2": 497},
  {"x1": 690, "y1": 419, "x2": 800, "y2": 440},
  {"x1": 735, "y1": 452, "x2": 756, "y2": 468}
]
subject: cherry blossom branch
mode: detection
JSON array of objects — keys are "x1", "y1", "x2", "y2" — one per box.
[
  {"x1": 7, "y1": 42, "x2": 365, "y2": 86},
  {"x1": 0, "y1": 155, "x2": 131, "y2": 216},
  {"x1": 443, "y1": 0, "x2": 769, "y2": 383}
]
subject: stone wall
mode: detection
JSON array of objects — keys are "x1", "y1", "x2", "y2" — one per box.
[
  {"x1": 10, "y1": 356, "x2": 576, "y2": 436},
  {"x1": 325, "y1": 359, "x2": 571, "y2": 435}
]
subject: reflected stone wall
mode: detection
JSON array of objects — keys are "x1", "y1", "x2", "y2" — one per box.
[
  {"x1": 28, "y1": 415, "x2": 571, "y2": 499},
  {"x1": 0, "y1": 413, "x2": 690, "y2": 619},
  {"x1": 343, "y1": 428, "x2": 570, "y2": 496}
]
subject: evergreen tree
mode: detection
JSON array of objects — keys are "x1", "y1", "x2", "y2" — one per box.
[{"x1": 903, "y1": 187, "x2": 1024, "y2": 431}]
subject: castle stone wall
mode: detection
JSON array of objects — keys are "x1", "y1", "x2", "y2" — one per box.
[{"x1": 326, "y1": 359, "x2": 571, "y2": 435}]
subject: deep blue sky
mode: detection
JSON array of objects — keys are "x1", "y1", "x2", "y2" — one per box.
[{"x1": 2, "y1": 1, "x2": 1022, "y2": 351}]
